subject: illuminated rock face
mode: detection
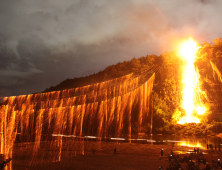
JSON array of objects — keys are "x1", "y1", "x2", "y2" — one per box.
[
  {"x1": 209, "y1": 60, "x2": 222, "y2": 115},
  {"x1": 211, "y1": 60, "x2": 222, "y2": 83},
  {"x1": 0, "y1": 72, "x2": 155, "y2": 160}
]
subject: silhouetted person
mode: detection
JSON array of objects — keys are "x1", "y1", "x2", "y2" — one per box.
[
  {"x1": 189, "y1": 155, "x2": 192, "y2": 161},
  {"x1": 196, "y1": 164, "x2": 200, "y2": 170},
  {"x1": 114, "y1": 148, "x2": 116, "y2": 154},
  {"x1": 161, "y1": 149, "x2": 163, "y2": 156},
  {"x1": 0, "y1": 163, "x2": 5, "y2": 170},
  {"x1": 219, "y1": 144, "x2": 221, "y2": 151},
  {"x1": 204, "y1": 164, "x2": 210, "y2": 170},
  {"x1": 217, "y1": 159, "x2": 221, "y2": 167},
  {"x1": 200, "y1": 149, "x2": 203, "y2": 157},
  {"x1": 215, "y1": 144, "x2": 217, "y2": 151},
  {"x1": 203, "y1": 158, "x2": 207, "y2": 164},
  {"x1": 0, "y1": 158, "x2": 12, "y2": 170},
  {"x1": 207, "y1": 144, "x2": 209, "y2": 150},
  {"x1": 191, "y1": 160, "x2": 195, "y2": 166},
  {"x1": 188, "y1": 160, "x2": 192, "y2": 168},
  {"x1": 158, "y1": 166, "x2": 163, "y2": 170},
  {"x1": 169, "y1": 155, "x2": 171, "y2": 162},
  {"x1": 197, "y1": 157, "x2": 200, "y2": 164}
]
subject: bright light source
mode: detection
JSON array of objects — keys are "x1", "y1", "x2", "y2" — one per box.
[{"x1": 177, "y1": 38, "x2": 206, "y2": 124}]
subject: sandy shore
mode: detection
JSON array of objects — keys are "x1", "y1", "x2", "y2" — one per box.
[{"x1": 10, "y1": 140, "x2": 222, "y2": 170}]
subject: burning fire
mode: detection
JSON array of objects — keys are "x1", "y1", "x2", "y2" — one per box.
[{"x1": 177, "y1": 38, "x2": 206, "y2": 124}]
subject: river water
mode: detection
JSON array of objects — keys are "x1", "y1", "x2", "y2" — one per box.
[
  {"x1": 40, "y1": 133, "x2": 222, "y2": 149},
  {"x1": 144, "y1": 134, "x2": 222, "y2": 148},
  {"x1": 129, "y1": 135, "x2": 221, "y2": 149},
  {"x1": 83, "y1": 134, "x2": 222, "y2": 149}
]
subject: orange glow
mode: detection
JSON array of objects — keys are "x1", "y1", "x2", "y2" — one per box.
[
  {"x1": 196, "y1": 106, "x2": 205, "y2": 115},
  {"x1": 178, "y1": 141, "x2": 203, "y2": 148},
  {"x1": 177, "y1": 38, "x2": 206, "y2": 124}
]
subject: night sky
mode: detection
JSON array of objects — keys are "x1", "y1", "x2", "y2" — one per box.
[{"x1": 0, "y1": 0, "x2": 222, "y2": 97}]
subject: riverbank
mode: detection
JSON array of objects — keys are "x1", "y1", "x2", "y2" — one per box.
[{"x1": 11, "y1": 140, "x2": 222, "y2": 170}]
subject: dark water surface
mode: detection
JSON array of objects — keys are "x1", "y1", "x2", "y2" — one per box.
[
  {"x1": 9, "y1": 134, "x2": 222, "y2": 170},
  {"x1": 144, "y1": 134, "x2": 222, "y2": 148},
  {"x1": 83, "y1": 134, "x2": 222, "y2": 149}
]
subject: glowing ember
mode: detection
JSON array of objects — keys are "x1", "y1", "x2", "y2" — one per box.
[{"x1": 178, "y1": 38, "x2": 206, "y2": 124}]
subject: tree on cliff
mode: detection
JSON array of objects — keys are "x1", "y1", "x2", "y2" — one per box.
[{"x1": 43, "y1": 55, "x2": 159, "y2": 92}]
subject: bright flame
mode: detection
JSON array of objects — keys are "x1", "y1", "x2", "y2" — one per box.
[
  {"x1": 197, "y1": 106, "x2": 205, "y2": 115},
  {"x1": 178, "y1": 38, "x2": 206, "y2": 124}
]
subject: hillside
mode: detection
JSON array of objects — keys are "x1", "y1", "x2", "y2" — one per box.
[
  {"x1": 41, "y1": 38, "x2": 222, "y2": 134},
  {"x1": 43, "y1": 55, "x2": 162, "y2": 92}
]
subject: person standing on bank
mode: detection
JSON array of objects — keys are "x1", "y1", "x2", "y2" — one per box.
[{"x1": 161, "y1": 149, "x2": 163, "y2": 156}]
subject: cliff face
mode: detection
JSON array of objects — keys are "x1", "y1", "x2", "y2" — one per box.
[
  {"x1": 196, "y1": 43, "x2": 222, "y2": 122},
  {"x1": 209, "y1": 59, "x2": 222, "y2": 121}
]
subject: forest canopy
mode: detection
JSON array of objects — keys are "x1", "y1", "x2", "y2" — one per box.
[{"x1": 43, "y1": 54, "x2": 161, "y2": 92}]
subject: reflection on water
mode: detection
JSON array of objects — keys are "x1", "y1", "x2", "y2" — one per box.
[
  {"x1": 48, "y1": 134, "x2": 222, "y2": 149},
  {"x1": 50, "y1": 134, "x2": 222, "y2": 149},
  {"x1": 1, "y1": 134, "x2": 221, "y2": 170},
  {"x1": 1, "y1": 133, "x2": 221, "y2": 170},
  {"x1": 78, "y1": 134, "x2": 222, "y2": 149},
  {"x1": 138, "y1": 134, "x2": 222, "y2": 149}
]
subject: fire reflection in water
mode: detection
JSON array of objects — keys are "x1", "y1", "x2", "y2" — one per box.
[{"x1": 178, "y1": 141, "x2": 203, "y2": 148}]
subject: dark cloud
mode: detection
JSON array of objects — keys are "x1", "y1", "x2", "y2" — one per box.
[{"x1": 0, "y1": 0, "x2": 222, "y2": 97}]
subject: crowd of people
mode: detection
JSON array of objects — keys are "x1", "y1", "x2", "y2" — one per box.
[{"x1": 159, "y1": 145, "x2": 222, "y2": 170}]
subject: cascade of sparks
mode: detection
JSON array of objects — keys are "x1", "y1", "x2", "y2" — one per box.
[{"x1": 178, "y1": 38, "x2": 205, "y2": 124}]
